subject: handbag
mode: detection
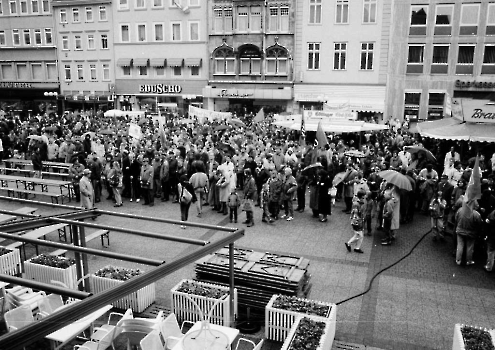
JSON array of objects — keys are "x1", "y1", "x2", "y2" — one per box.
[
  {"x1": 241, "y1": 199, "x2": 254, "y2": 212},
  {"x1": 180, "y1": 185, "x2": 193, "y2": 204}
]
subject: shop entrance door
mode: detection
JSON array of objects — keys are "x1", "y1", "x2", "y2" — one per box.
[{"x1": 229, "y1": 99, "x2": 254, "y2": 117}]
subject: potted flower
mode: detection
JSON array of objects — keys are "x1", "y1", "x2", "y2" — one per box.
[
  {"x1": 89, "y1": 265, "x2": 155, "y2": 312},
  {"x1": 281, "y1": 316, "x2": 332, "y2": 350},
  {"x1": 171, "y1": 279, "x2": 237, "y2": 326},
  {"x1": 265, "y1": 294, "x2": 336, "y2": 343},
  {"x1": 24, "y1": 254, "x2": 77, "y2": 289},
  {"x1": 0, "y1": 246, "x2": 21, "y2": 276},
  {"x1": 453, "y1": 324, "x2": 495, "y2": 350}
]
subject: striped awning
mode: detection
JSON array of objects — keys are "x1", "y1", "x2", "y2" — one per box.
[
  {"x1": 150, "y1": 58, "x2": 166, "y2": 67},
  {"x1": 184, "y1": 58, "x2": 202, "y2": 67},
  {"x1": 116, "y1": 58, "x2": 132, "y2": 67},
  {"x1": 133, "y1": 58, "x2": 149, "y2": 67},
  {"x1": 167, "y1": 58, "x2": 183, "y2": 67}
]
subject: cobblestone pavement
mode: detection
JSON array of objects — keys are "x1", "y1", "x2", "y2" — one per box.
[{"x1": 2, "y1": 192, "x2": 495, "y2": 350}]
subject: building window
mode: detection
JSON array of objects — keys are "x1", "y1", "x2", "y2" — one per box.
[
  {"x1": 156, "y1": 66, "x2": 165, "y2": 75},
  {"x1": 308, "y1": 42, "x2": 320, "y2": 70},
  {"x1": 62, "y1": 35, "x2": 68, "y2": 50},
  {"x1": 139, "y1": 66, "x2": 148, "y2": 76},
  {"x1": 410, "y1": 5, "x2": 427, "y2": 35},
  {"x1": 334, "y1": 42, "x2": 346, "y2": 70},
  {"x1": 363, "y1": 0, "x2": 376, "y2": 23},
  {"x1": 60, "y1": 9, "x2": 67, "y2": 23},
  {"x1": 137, "y1": 24, "x2": 146, "y2": 42},
  {"x1": 154, "y1": 23, "x2": 164, "y2": 41},
  {"x1": 102, "y1": 63, "x2": 109, "y2": 80},
  {"x1": 214, "y1": 47, "x2": 235, "y2": 74},
  {"x1": 42, "y1": 0, "x2": 49, "y2": 13},
  {"x1": 0, "y1": 31, "x2": 5, "y2": 46},
  {"x1": 482, "y1": 45, "x2": 495, "y2": 74},
  {"x1": 119, "y1": 0, "x2": 128, "y2": 10},
  {"x1": 190, "y1": 66, "x2": 199, "y2": 76},
  {"x1": 31, "y1": 63, "x2": 43, "y2": 79},
  {"x1": 269, "y1": 6, "x2": 289, "y2": 32},
  {"x1": 23, "y1": 29, "x2": 30, "y2": 45},
  {"x1": 250, "y1": 6, "x2": 262, "y2": 31},
  {"x1": 72, "y1": 8, "x2": 80, "y2": 23},
  {"x1": 435, "y1": 4, "x2": 453, "y2": 35},
  {"x1": 46, "y1": 63, "x2": 57, "y2": 79},
  {"x1": 460, "y1": 4, "x2": 479, "y2": 35},
  {"x1": 153, "y1": 0, "x2": 162, "y2": 8},
  {"x1": 213, "y1": 8, "x2": 233, "y2": 34},
  {"x1": 171, "y1": 22, "x2": 181, "y2": 41},
  {"x1": 77, "y1": 64, "x2": 83, "y2": 80},
  {"x1": 34, "y1": 29, "x2": 41, "y2": 45},
  {"x1": 136, "y1": 0, "x2": 145, "y2": 9},
  {"x1": 407, "y1": 45, "x2": 424, "y2": 73},
  {"x1": 487, "y1": 4, "x2": 495, "y2": 35},
  {"x1": 74, "y1": 35, "x2": 82, "y2": 50},
  {"x1": 101, "y1": 34, "x2": 108, "y2": 49},
  {"x1": 428, "y1": 93, "x2": 445, "y2": 120},
  {"x1": 17, "y1": 63, "x2": 29, "y2": 79},
  {"x1": 90, "y1": 64, "x2": 97, "y2": 80},
  {"x1": 44, "y1": 28, "x2": 52, "y2": 44},
  {"x1": 189, "y1": 21, "x2": 199, "y2": 41},
  {"x1": 31, "y1": 0, "x2": 39, "y2": 13},
  {"x1": 336, "y1": 0, "x2": 349, "y2": 24},
  {"x1": 173, "y1": 66, "x2": 181, "y2": 76},
  {"x1": 20, "y1": 0, "x2": 27, "y2": 14},
  {"x1": 360, "y1": 42, "x2": 373, "y2": 70},
  {"x1": 456, "y1": 45, "x2": 475, "y2": 75},
  {"x1": 309, "y1": 0, "x2": 322, "y2": 24},
  {"x1": 9, "y1": 0, "x2": 16, "y2": 14},
  {"x1": 237, "y1": 6, "x2": 248, "y2": 31},
  {"x1": 121, "y1": 24, "x2": 130, "y2": 42},
  {"x1": 404, "y1": 92, "x2": 421, "y2": 121},
  {"x1": 85, "y1": 7, "x2": 93, "y2": 21},
  {"x1": 12, "y1": 29, "x2": 20, "y2": 45},
  {"x1": 431, "y1": 45, "x2": 449, "y2": 74},
  {"x1": 123, "y1": 66, "x2": 131, "y2": 76},
  {"x1": 99, "y1": 6, "x2": 107, "y2": 20},
  {"x1": 87, "y1": 34, "x2": 95, "y2": 49},
  {"x1": 266, "y1": 46, "x2": 288, "y2": 75},
  {"x1": 239, "y1": 46, "x2": 261, "y2": 75},
  {"x1": 64, "y1": 64, "x2": 71, "y2": 80}
]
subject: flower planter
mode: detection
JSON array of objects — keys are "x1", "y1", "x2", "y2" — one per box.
[
  {"x1": 265, "y1": 294, "x2": 336, "y2": 343},
  {"x1": 281, "y1": 316, "x2": 333, "y2": 350},
  {"x1": 24, "y1": 255, "x2": 78, "y2": 289},
  {"x1": 0, "y1": 246, "x2": 21, "y2": 276},
  {"x1": 89, "y1": 267, "x2": 155, "y2": 312},
  {"x1": 171, "y1": 279, "x2": 237, "y2": 326},
  {"x1": 453, "y1": 324, "x2": 495, "y2": 350}
]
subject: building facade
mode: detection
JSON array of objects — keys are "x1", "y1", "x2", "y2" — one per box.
[
  {"x1": 293, "y1": 0, "x2": 391, "y2": 121},
  {"x1": 51, "y1": 0, "x2": 115, "y2": 112},
  {"x1": 0, "y1": 0, "x2": 59, "y2": 118},
  {"x1": 387, "y1": 0, "x2": 495, "y2": 122},
  {"x1": 203, "y1": 0, "x2": 294, "y2": 115}
]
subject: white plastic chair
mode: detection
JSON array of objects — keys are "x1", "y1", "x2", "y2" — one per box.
[
  {"x1": 4, "y1": 287, "x2": 46, "y2": 311},
  {"x1": 158, "y1": 313, "x2": 184, "y2": 350},
  {"x1": 38, "y1": 294, "x2": 64, "y2": 318},
  {"x1": 73, "y1": 341, "x2": 102, "y2": 350},
  {"x1": 235, "y1": 338, "x2": 264, "y2": 350},
  {"x1": 4, "y1": 304, "x2": 35, "y2": 332},
  {"x1": 90, "y1": 308, "x2": 133, "y2": 349},
  {"x1": 112, "y1": 318, "x2": 158, "y2": 350},
  {"x1": 140, "y1": 329, "x2": 164, "y2": 350}
]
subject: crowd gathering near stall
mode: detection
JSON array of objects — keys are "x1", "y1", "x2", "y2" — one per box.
[{"x1": 0, "y1": 108, "x2": 495, "y2": 271}]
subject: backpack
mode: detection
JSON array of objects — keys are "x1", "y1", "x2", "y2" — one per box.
[
  {"x1": 350, "y1": 206, "x2": 363, "y2": 231},
  {"x1": 109, "y1": 173, "x2": 120, "y2": 187}
]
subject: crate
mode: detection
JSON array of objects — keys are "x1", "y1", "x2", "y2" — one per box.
[
  {"x1": 453, "y1": 324, "x2": 495, "y2": 350},
  {"x1": 24, "y1": 258, "x2": 78, "y2": 289},
  {"x1": 89, "y1": 274, "x2": 155, "y2": 312},
  {"x1": 171, "y1": 279, "x2": 237, "y2": 326},
  {"x1": 281, "y1": 316, "x2": 333, "y2": 350},
  {"x1": 265, "y1": 294, "x2": 336, "y2": 342},
  {"x1": 0, "y1": 247, "x2": 21, "y2": 276}
]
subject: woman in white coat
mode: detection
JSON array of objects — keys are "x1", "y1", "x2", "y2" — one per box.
[{"x1": 217, "y1": 168, "x2": 230, "y2": 215}]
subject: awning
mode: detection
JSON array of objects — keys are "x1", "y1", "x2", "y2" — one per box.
[
  {"x1": 185, "y1": 58, "x2": 202, "y2": 67},
  {"x1": 133, "y1": 58, "x2": 149, "y2": 67},
  {"x1": 167, "y1": 58, "x2": 183, "y2": 67},
  {"x1": 116, "y1": 58, "x2": 132, "y2": 67},
  {"x1": 279, "y1": 120, "x2": 389, "y2": 133},
  {"x1": 150, "y1": 58, "x2": 166, "y2": 67},
  {"x1": 417, "y1": 118, "x2": 495, "y2": 142}
]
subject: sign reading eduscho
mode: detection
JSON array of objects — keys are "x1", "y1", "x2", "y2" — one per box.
[{"x1": 138, "y1": 84, "x2": 182, "y2": 94}]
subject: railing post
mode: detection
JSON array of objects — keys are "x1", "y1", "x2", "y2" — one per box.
[{"x1": 229, "y1": 242, "x2": 235, "y2": 327}]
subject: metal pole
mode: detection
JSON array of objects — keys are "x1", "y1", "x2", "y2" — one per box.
[
  {"x1": 0, "y1": 211, "x2": 96, "y2": 232},
  {"x1": 229, "y1": 242, "x2": 235, "y2": 327},
  {"x1": 79, "y1": 225, "x2": 89, "y2": 291},
  {"x1": 0, "y1": 195, "x2": 84, "y2": 210},
  {"x1": 0, "y1": 210, "x2": 38, "y2": 218},
  {"x1": 72, "y1": 224, "x2": 83, "y2": 291},
  {"x1": 0, "y1": 274, "x2": 90, "y2": 299}
]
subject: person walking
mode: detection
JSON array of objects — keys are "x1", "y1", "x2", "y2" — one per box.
[
  {"x1": 227, "y1": 189, "x2": 241, "y2": 223},
  {"x1": 345, "y1": 190, "x2": 366, "y2": 253},
  {"x1": 69, "y1": 157, "x2": 85, "y2": 202},
  {"x1": 79, "y1": 169, "x2": 94, "y2": 209},
  {"x1": 109, "y1": 161, "x2": 123, "y2": 207},
  {"x1": 130, "y1": 153, "x2": 142, "y2": 203},
  {"x1": 242, "y1": 169, "x2": 256, "y2": 227},
  {"x1": 178, "y1": 174, "x2": 197, "y2": 229},
  {"x1": 190, "y1": 169, "x2": 208, "y2": 217},
  {"x1": 381, "y1": 190, "x2": 397, "y2": 246},
  {"x1": 140, "y1": 157, "x2": 154, "y2": 206},
  {"x1": 429, "y1": 190, "x2": 447, "y2": 241},
  {"x1": 281, "y1": 167, "x2": 297, "y2": 221},
  {"x1": 455, "y1": 201, "x2": 482, "y2": 266}
]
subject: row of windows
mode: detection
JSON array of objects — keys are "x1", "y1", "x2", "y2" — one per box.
[
  {"x1": 0, "y1": 62, "x2": 57, "y2": 80},
  {"x1": 61, "y1": 33, "x2": 108, "y2": 51},
  {"x1": 63, "y1": 63, "x2": 111, "y2": 82},
  {"x1": 120, "y1": 22, "x2": 199, "y2": 42},
  {"x1": 0, "y1": 0, "x2": 50, "y2": 15},
  {"x1": 59, "y1": 6, "x2": 108, "y2": 23},
  {"x1": 308, "y1": 0, "x2": 377, "y2": 25},
  {"x1": 0, "y1": 28, "x2": 52, "y2": 46},
  {"x1": 410, "y1": 3, "x2": 495, "y2": 36},
  {"x1": 120, "y1": 65, "x2": 199, "y2": 78},
  {"x1": 404, "y1": 92, "x2": 446, "y2": 121},
  {"x1": 306, "y1": 42, "x2": 375, "y2": 71},
  {"x1": 118, "y1": 0, "x2": 199, "y2": 11}
]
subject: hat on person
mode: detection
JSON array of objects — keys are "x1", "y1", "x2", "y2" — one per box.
[{"x1": 83, "y1": 169, "x2": 91, "y2": 175}]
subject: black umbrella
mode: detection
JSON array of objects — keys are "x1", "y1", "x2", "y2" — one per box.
[{"x1": 302, "y1": 162, "x2": 324, "y2": 177}]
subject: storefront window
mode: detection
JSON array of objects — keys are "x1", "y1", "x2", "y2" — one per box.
[
  {"x1": 428, "y1": 92, "x2": 444, "y2": 120},
  {"x1": 404, "y1": 92, "x2": 421, "y2": 121}
]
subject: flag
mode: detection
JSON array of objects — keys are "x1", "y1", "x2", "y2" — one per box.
[
  {"x1": 253, "y1": 108, "x2": 264, "y2": 123},
  {"x1": 158, "y1": 126, "x2": 167, "y2": 146},
  {"x1": 299, "y1": 114, "x2": 306, "y2": 147},
  {"x1": 315, "y1": 120, "x2": 328, "y2": 147},
  {"x1": 464, "y1": 155, "x2": 482, "y2": 205}
]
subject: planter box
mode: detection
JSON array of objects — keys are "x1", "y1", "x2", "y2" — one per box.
[
  {"x1": 24, "y1": 258, "x2": 78, "y2": 289},
  {"x1": 453, "y1": 324, "x2": 495, "y2": 350},
  {"x1": 171, "y1": 279, "x2": 237, "y2": 326},
  {"x1": 265, "y1": 294, "x2": 337, "y2": 343},
  {"x1": 281, "y1": 316, "x2": 333, "y2": 350},
  {"x1": 89, "y1": 274, "x2": 155, "y2": 313},
  {"x1": 0, "y1": 247, "x2": 21, "y2": 276}
]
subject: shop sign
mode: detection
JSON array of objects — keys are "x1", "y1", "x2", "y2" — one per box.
[
  {"x1": 218, "y1": 89, "x2": 254, "y2": 98},
  {"x1": 0, "y1": 82, "x2": 33, "y2": 88},
  {"x1": 455, "y1": 80, "x2": 495, "y2": 89},
  {"x1": 138, "y1": 84, "x2": 182, "y2": 94},
  {"x1": 304, "y1": 110, "x2": 357, "y2": 121},
  {"x1": 452, "y1": 98, "x2": 495, "y2": 123}
]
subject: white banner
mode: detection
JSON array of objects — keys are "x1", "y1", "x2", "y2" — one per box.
[
  {"x1": 304, "y1": 110, "x2": 357, "y2": 121},
  {"x1": 128, "y1": 123, "x2": 142, "y2": 139},
  {"x1": 189, "y1": 106, "x2": 231, "y2": 122},
  {"x1": 454, "y1": 99, "x2": 495, "y2": 123}
]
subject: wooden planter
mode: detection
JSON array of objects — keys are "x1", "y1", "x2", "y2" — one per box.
[
  {"x1": 281, "y1": 316, "x2": 333, "y2": 350},
  {"x1": 89, "y1": 274, "x2": 155, "y2": 313},
  {"x1": 265, "y1": 294, "x2": 337, "y2": 343},
  {"x1": 453, "y1": 324, "x2": 495, "y2": 350},
  {"x1": 0, "y1": 247, "x2": 21, "y2": 276},
  {"x1": 24, "y1": 258, "x2": 78, "y2": 289},
  {"x1": 171, "y1": 279, "x2": 237, "y2": 326}
]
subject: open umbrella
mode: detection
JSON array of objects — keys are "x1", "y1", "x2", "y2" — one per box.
[
  {"x1": 377, "y1": 170, "x2": 413, "y2": 191},
  {"x1": 98, "y1": 129, "x2": 116, "y2": 136},
  {"x1": 103, "y1": 109, "x2": 125, "y2": 117},
  {"x1": 404, "y1": 146, "x2": 437, "y2": 163},
  {"x1": 332, "y1": 171, "x2": 347, "y2": 186},
  {"x1": 214, "y1": 125, "x2": 229, "y2": 132},
  {"x1": 83, "y1": 131, "x2": 96, "y2": 139},
  {"x1": 302, "y1": 163, "x2": 323, "y2": 177},
  {"x1": 27, "y1": 135, "x2": 43, "y2": 141},
  {"x1": 344, "y1": 150, "x2": 366, "y2": 158},
  {"x1": 228, "y1": 119, "x2": 246, "y2": 128}
]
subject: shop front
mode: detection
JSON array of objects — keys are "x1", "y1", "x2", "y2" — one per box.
[
  {"x1": 115, "y1": 79, "x2": 206, "y2": 116},
  {"x1": 0, "y1": 82, "x2": 60, "y2": 119}
]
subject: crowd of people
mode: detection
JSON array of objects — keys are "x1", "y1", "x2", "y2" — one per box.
[{"x1": 1, "y1": 109, "x2": 495, "y2": 270}]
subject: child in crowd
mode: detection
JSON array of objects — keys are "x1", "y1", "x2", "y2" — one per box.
[
  {"x1": 345, "y1": 191, "x2": 366, "y2": 253},
  {"x1": 429, "y1": 190, "x2": 446, "y2": 241},
  {"x1": 363, "y1": 191, "x2": 375, "y2": 236},
  {"x1": 227, "y1": 189, "x2": 241, "y2": 223}
]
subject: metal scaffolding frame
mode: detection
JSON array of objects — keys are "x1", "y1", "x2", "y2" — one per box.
[{"x1": 0, "y1": 202, "x2": 243, "y2": 350}]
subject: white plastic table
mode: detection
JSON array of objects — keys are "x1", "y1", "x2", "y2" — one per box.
[
  {"x1": 45, "y1": 304, "x2": 112, "y2": 350},
  {"x1": 172, "y1": 321, "x2": 239, "y2": 350}
]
